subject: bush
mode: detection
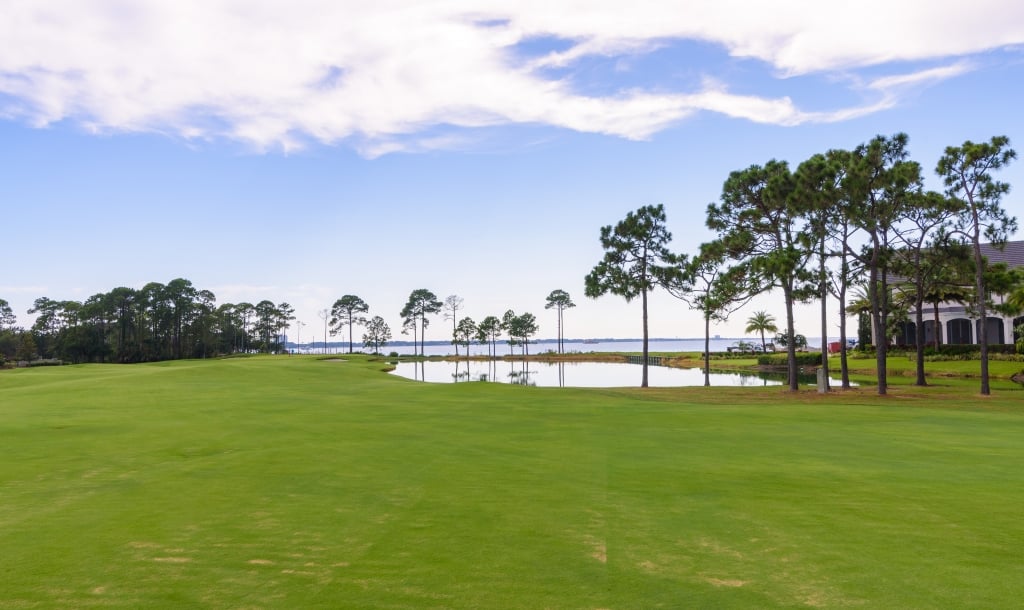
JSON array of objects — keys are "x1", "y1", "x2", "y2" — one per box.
[
  {"x1": 988, "y1": 352, "x2": 1024, "y2": 362},
  {"x1": 757, "y1": 353, "x2": 825, "y2": 367},
  {"x1": 713, "y1": 351, "x2": 761, "y2": 361},
  {"x1": 915, "y1": 344, "x2": 1017, "y2": 359},
  {"x1": 860, "y1": 344, "x2": 1018, "y2": 361}
]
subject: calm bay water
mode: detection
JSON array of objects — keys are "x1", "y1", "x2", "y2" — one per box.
[
  {"x1": 302, "y1": 338, "x2": 743, "y2": 356},
  {"x1": 297, "y1": 337, "x2": 841, "y2": 357},
  {"x1": 362, "y1": 338, "x2": 836, "y2": 357},
  {"x1": 389, "y1": 360, "x2": 835, "y2": 388}
]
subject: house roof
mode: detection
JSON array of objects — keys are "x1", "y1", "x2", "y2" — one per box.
[
  {"x1": 885, "y1": 240, "x2": 1024, "y2": 286},
  {"x1": 979, "y1": 240, "x2": 1024, "y2": 269}
]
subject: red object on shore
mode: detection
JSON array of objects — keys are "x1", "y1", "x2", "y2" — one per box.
[{"x1": 828, "y1": 342, "x2": 841, "y2": 353}]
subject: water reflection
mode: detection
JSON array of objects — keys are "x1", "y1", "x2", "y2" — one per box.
[
  {"x1": 389, "y1": 360, "x2": 838, "y2": 388},
  {"x1": 407, "y1": 360, "x2": 427, "y2": 382},
  {"x1": 505, "y1": 359, "x2": 539, "y2": 386}
]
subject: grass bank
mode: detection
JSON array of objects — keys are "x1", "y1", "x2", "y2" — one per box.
[{"x1": 2, "y1": 356, "x2": 1023, "y2": 608}]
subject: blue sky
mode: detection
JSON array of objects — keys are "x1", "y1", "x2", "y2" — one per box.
[{"x1": 2, "y1": 1, "x2": 1023, "y2": 341}]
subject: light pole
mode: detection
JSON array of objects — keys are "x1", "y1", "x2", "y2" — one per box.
[{"x1": 296, "y1": 320, "x2": 306, "y2": 353}]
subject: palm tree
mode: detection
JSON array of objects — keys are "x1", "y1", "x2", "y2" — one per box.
[
  {"x1": 1009, "y1": 285, "x2": 1024, "y2": 313},
  {"x1": 847, "y1": 284, "x2": 875, "y2": 347},
  {"x1": 744, "y1": 311, "x2": 778, "y2": 352}
]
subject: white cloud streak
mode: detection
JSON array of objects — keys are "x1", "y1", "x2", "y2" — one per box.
[
  {"x1": 0, "y1": 0, "x2": 1019, "y2": 154},
  {"x1": 867, "y1": 61, "x2": 975, "y2": 91}
]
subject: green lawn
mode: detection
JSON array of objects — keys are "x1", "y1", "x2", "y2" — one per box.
[{"x1": 2, "y1": 356, "x2": 1023, "y2": 608}]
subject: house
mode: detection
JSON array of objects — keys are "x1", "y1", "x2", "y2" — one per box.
[{"x1": 891, "y1": 240, "x2": 1024, "y2": 347}]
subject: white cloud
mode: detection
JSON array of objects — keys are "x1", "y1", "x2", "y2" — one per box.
[
  {"x1": 522, "y1": 37, "x2": 666, "y2": 71},
  {"x1": 867, "y1": 62, "x2": 975, "y2": 91},
  {"x1": 0, "y1": 0, "x2": 1019, "y2": 154}
]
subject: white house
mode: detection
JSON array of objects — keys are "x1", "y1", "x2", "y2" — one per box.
[{"x1": 890, "y1": 240, "x2": 1024, "y2": 347}]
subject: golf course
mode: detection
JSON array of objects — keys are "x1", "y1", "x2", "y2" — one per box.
[{"x1": 2, "y1": 355, "x2": 1024, "y2": 608}]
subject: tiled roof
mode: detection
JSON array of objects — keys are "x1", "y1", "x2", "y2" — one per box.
[{"x1": 979, "y1": 240, "x2": 1024, "y2": 268}]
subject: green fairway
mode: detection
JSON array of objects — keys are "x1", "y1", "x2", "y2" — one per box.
[{"x1": 2, "y1": 356, "x2": 1024, "y2": 608}]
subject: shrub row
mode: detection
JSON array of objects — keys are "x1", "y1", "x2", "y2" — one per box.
[
  {"x1": 922, "y1": 344, "x2": 1018, "y2": 356},
  {"x1": 757, "y1": 353, "x2": 825, "y2": 367},
  {"x1": 15, "y1": 359, "x2": 64, "y2": 368},
  {"x1": 916, "y1": 351, "x2": 1024, "y2": 363},
  {"x1": 710, "y1": 352, "x2": 765, "y2": 360},
  {"x1": 857, "y1": 344, "x2": 1019, "y2": 357}
]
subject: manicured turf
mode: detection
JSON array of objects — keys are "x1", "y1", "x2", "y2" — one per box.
[{"x1": 2, "y1": 356, "x2": 1024, "y2": 608}]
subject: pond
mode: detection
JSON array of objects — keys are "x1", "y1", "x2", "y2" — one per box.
[{"x1": 389, "y1": 360, "x2": 842, "y2": 388}]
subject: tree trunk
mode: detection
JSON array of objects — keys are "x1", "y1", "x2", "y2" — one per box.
[
  {"x1": 818, "y1": 243, "x2": 830, "y2": 392},
  {"x1": 836, "y1": 273, "x2": 851, "y2": 389},
  {"x1": 703, "y1": 314, "x2": 711, "y2": 387},
  {"x1": 641, "y1": 288, "x2": 649, "y2": 388},
  {"x1": 558, "y1": 309, "x2": 563, "y2": 354},
  {"x1": 419, "y1": 315, "x2": 425, "y2": 357},
  {"x1": 973, "y1": 238, "x2": 991, "y2": 395},
  {"x1": 783, "y1": 283, "x2": 798, "y2": 392},
  {"x1": 868, "y1": 243, "x2": 888, "y2": 396},
  {"x1": 561, "y1": 309, "x2": 565, "y2": 354},
  {"x1": 913, "y1": 288, "x2": 927, "y2": 386}
]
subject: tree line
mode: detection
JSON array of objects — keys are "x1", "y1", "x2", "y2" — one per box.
[
  {"x1": 586, "y1": 134, "x2": 1020, "y2": 395},
  {"x1": 0, "y1": 280, "x2": 296, "y2": 363},
  {"x1": 329, "y1": 289, "x2": 575, "y2": 358},
  {"x1": 0, "y1": 284, "x2": 577, "y2": 364}
]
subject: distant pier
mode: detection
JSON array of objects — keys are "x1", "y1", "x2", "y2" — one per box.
[{"x1": 625, "y1": 355, "x2": 663, "y2": 366}]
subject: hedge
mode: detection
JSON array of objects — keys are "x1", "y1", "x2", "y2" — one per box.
[
  {"x1": 925, "y1": 344, "x2": 1018, "y2": 356},
  {"x1": 856, "y1": 344, "x2": 1018, "y2": 357},
  {"x1": 757, "y1": 353, "x2": 826, "y2": 367}
]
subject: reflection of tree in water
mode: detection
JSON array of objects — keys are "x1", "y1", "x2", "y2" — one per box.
[
  {"x1": 724, "y1": 369, "x2": 825, "y2": 387},
  {"x1": 475, "y1": 359, "x2": 496, "y2": 382},
  {"x1": 451, "y1": 359, "x2": 475, "y2": 382},
  {"x1": 394, "y1": 360, "x2": 838, "y2": 387},
  {"x1": 735, "y1": 372, "x2": 772, "y2": 387},
  {"x1": 507, "y1": 360, "x2": 537, "y2": 386},
  {"x1": 507, "y1": 370, "x2": 536, "y2": 386}
]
